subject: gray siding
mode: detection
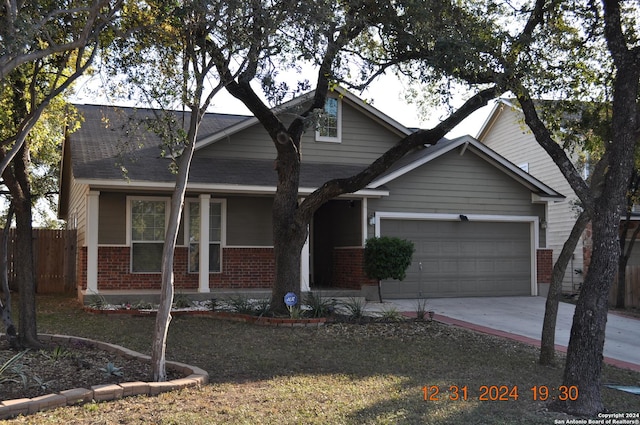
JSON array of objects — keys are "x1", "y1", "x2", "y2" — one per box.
[
  {"x1": 197, "y1": 99, "x2": 400, "y2": 165},
  {"x1": 97, "y1": 191, "x2": 185, "y2": 246},
  {"x1": 369, "y1": 150, "x2": 546, "y2": 217},
  {"x1": 94, "y1": 192, "x2": 274, "y2": 247},
  {"x1": 98, "y1": 192, "x2": 126, "y2": 245},
  {"x1": 226, "y1": 196, "x2": 274, "y2": 246}
]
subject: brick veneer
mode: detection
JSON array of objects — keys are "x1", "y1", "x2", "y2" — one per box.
[
  {"x1": 332, "y1": 247, "x2": 377, "y2": 289},
  {"x1": 79, "y1": 246, "x2": 275, "y2": 291},
  {"x1": 536, "y1": 249, "x2": 553, "y2": 284}
]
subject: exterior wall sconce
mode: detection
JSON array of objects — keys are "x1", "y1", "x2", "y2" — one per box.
[
  {"x1": 540, "y1": 219, "x2": 547, "y2": 229},
  {"x1": 459, "y1": 214, "x2": 469, "y2": 221},
  {"x1": 368, "y1": 215, "x2": 376, "y2": 226}
]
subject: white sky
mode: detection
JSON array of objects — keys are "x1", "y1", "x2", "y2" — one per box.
[{"x1": 72, "y1": 71, "x2": 494, "y2": 139}]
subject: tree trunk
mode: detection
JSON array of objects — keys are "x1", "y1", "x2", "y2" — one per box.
[
  {"x1": 0, "y1": 207, "x2": 18, "y2": 349},
  {"x1": 551, "y1": 208, "x2": 619, "y2": 415},
  {"x1": 539, "y1": 210, "x2": 589, "y2": 365},
  {"x1": 151, "y1": 121, "x2": 198, "y2": 382},
  {"x1": 3, "y1": 148, "x2": 41, "y2": 348},
  {"x1": 269, "y1": 132, "x2": 307, "y2": 314}
]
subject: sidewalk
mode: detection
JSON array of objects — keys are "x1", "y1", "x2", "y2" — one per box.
[{"x1": 364, "y1": 296, "x2": 640, "y2": 372}]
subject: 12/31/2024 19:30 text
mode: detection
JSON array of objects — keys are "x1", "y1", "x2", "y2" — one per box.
[{"x1": 422, "y1": 385, "x2": 579, "y2": 402}]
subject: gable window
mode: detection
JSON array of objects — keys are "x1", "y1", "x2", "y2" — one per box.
[
  {"x1": 315, "y1": 96, "x2": 342, "y2": 142},
  {"x1": 129, "y1": 198, "x2": 167, "y2": 273},
  {"x1": 187, "y1": 200, "x2": 224, "y2": 273}
]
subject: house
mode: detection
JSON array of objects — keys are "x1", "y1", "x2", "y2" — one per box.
[
  {"x1": 477, "y1": 99, "x2": 640, "y2": 304},
  {"x1": 58, "y1": 88, "x2": 564, "y2": 303}
]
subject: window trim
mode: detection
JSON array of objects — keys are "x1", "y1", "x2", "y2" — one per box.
[
  {"x1": 185, "y1": 198, "x2": 227, "y2": 274},
  {"x1": 315, "y1": 96, "x2": 342, "y2": 143},
  {"x1": 126, "y1": 196, "x2": 170, "y2": 274}
]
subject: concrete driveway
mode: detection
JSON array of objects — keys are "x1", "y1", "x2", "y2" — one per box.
[{"x1": 367, "y1": 296, "x2": 640, "y2": 371}]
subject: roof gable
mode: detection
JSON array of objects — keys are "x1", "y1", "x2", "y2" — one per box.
[
  {"x1": 195, "y1": 86, "x2": 413, "y2": 150},
  {"x1": 368, "y1": 135, "x2": 564, "y2": 199}
]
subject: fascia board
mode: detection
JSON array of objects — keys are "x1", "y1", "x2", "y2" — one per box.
[{"x1": 76, "y1": 178, "x2": 388, "y2": 197}]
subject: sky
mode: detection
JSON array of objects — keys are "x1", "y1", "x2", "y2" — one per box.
[{"x1": 72, "y1": 71, "x2": 495, "y2": 140}]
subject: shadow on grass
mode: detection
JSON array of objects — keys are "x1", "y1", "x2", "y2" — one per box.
[{"x1": 20, "y1": 294, "x2": 640, "y2": 424}]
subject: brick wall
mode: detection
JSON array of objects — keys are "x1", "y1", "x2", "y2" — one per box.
[
  {"x1": 536, "y1": 249, "x2": 553, "y2": 284},
  {"x1": 332, "y1": 247, "x2": 377, "y2": 289},
  {"x1": 78, "y1": 246, "x2": 275, "y2": 291}
]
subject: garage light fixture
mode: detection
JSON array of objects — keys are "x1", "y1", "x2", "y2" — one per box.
[{"x1": 459, "y1": 214, "x2": 469, "y2": 221}]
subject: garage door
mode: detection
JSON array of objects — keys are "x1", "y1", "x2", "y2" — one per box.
[{"x1": 380, "y1": 219, "x2": 532, "y2": 298}]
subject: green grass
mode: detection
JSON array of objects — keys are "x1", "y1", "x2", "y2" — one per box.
[{"x1": 3, "y1": 295, "x2": 639, "y2": 424}]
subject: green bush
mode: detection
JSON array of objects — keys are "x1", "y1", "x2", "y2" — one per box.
[
  {"x1": 364, "y1": 236, "x2": 415, "y2": 302},
  {"x1": 364, "y1": 236, "x2": 414, "y2": 281}
]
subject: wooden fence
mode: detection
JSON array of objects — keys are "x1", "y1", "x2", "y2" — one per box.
[
  {"x1": 3, "y1": 228, "x2": 77, "y2": 294},
  {"x1": 609, "y1": 265, "x2": 640, "y2": 308}
]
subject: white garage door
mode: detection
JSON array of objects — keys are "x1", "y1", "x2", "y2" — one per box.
[{"x1": 380, "y1": 219, "x2": 532, "y2": 298}]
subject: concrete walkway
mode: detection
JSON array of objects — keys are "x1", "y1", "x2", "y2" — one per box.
[{"x1": 364, "y1": 296, "x2": 640, "y2": 371}]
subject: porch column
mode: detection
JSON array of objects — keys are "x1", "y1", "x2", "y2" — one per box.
[
  {"x1": 198, "y1": 194, "x2": 210, "y2": 293},
  {"x1": 86, "y1": 190, "x2": 99, "y2": 293},
  {"x1": 301, "y1": 226, "x2": 310, "y2": 292}
]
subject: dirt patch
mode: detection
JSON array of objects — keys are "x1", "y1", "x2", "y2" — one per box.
[{"x1": 0, "y1": 340, "x2": 180, "y2": 401}]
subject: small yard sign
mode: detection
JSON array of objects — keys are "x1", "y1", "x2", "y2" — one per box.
[{"x1": 284, "y1": 292, "x2": 298, "y2": 307}]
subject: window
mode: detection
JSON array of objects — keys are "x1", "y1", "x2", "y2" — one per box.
[
  {"x1": 130, "y1": 199, "x2": 166, "y2": 272},
  {"x1": 315, "y1": 96, "x2": 341, "y2": 142},
  {"x1": 187, "y1": 200, "x2": 223, "y2": 273}
]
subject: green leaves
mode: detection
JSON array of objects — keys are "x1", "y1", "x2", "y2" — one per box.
[{"x1": 364, "y1": 236, "x2": 415, "y2": 281}]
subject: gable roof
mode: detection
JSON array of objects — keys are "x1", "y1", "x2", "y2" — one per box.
[
  {"x1": 61, "y1": 103, "x2": 388, "y2": 196},
  {"x1": 61, "y1": 92, "x2": 562, "y2": 220},
  {"x1": 476, "y1": 98, "x2": 519, "y2": 141},
  {"x1": 195, "y1": 86, "x2": 414, "y2": 149},
  {"x1": 368, "y1": 135, "x2": 565, "y2": 200}
]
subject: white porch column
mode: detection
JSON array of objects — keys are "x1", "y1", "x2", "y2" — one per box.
[
  {"x1": 198, "y1": 194, "x2": 210, "y2": 293},
  {"x1": 86, "y1": 191, "x2": 99, "y2": 293},
  {"x1": 301, "y1": 226, "x2": 310, "y2": 292}
]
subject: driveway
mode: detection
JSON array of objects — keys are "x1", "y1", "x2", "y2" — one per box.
[{"x1": 367, "y1": 296, "x2": 640, "y2": 371}]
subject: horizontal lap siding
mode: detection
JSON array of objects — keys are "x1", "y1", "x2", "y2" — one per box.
[
  {"x1": 368, "y1": 150, "x2": 544, "y2": 222},
  {"x1": 226, "y1": 196, "x2": 273, "y2": 246},
  {"x1": 198, "y1": 100, "x2": 400, "y2": 165}
]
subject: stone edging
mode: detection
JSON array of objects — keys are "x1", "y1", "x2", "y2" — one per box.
[
  {"x1": 83, "y1": 308, "x2": 327, "y2": 327},
  {"x1": 0, "y1": 334, "x2": 209, "y2": 420}
]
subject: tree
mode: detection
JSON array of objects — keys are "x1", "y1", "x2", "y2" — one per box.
[
  {"x1": 102, "y1": 0, "x2": 258, "y2": 381},
  {"x1": 0, "y1": 0, "x2": 126, "y2": 348},
  {"x1": 0, "y1": 206, "x2": 17, "y2": 349},
  {"x1": 534, "y1": 102, "x2": 612, "y2": 366},
  {"x1": 364, "y1": 236, "x2": 414, "y2": 302},
  {"x1": 509, "y1": 1, "x2": 639, "y2": 414},
  {"x1": 203, "y1": 0, "x2": 515, "y2": 313}
]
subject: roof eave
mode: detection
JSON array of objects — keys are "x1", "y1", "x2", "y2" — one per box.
[{"x1": 75, "y1": 178, "x2": 389, "y2": 198}]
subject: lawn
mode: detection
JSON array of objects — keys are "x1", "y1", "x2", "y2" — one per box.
[{"x1": 2, "y1": 295, "x2": 639, "y2": 424}]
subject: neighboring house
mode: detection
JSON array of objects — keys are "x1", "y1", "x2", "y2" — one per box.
[
  {"x1": 477, "y1": 98, "x2": 640, "y2": 304},
  {"x1": 58, "y1": 88, "x2": 564, "y2": 302},
  {"x1": 477, "y1": 99, "x2": 584, "y2": 296}
]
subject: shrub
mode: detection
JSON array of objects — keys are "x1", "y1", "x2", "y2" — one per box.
[
  {"x1": 341, "y1": 297, "x2": 368, "y2": 322},
  {"x1": 304, "y1": 292, "x2": 337, "y2": 318},
  {"x1": 364, "y1": 236, "x2": 415, "y2": 302}
]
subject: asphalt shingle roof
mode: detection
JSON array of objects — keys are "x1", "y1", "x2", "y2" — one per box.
[{"x1": 69, "y1": 104, "x2": 367, "y2": 188}]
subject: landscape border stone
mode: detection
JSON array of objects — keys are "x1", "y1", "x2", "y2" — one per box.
[{"x1": 0, "y1": 334, "x2": 209, "y2": 420}]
